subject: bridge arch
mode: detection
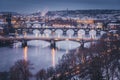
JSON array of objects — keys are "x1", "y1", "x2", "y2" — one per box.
[
  {"x1": 26, "y1": 21, "x2": 45, "y2": 28},
  {"x1": 84, "y1": 41, "x2": 97, "y2": 48},
  {"x1": 78, "y1": 29, "x2": 85, "y2": 38},
  {"x1": 55, "y1": 29, "x2": 63, "y2": 37},
  {"x1": 27, "y1": 40, "x2": 50, "y2": 47},
  {"x1": 33, "y1": 29, "x2": 40, "y2": 36},
  {"x1": 89, "y1": 29, "x2": 96, "y2": 39},
  {"x1": 56, "y1": 40, "x2": 80, "y2": 50},
  {"x1": 44, "y1": 29, "x2": 52, "y2": 36},
  {"x1": 32, "y1": 23, "x2": 41, "y2": 28},
  {"x1": 26, "y1": 23, "x2": 32, "y2": 28},
  {"x1": 66, "y1": 29, "x2": 74, "y2": 36}
]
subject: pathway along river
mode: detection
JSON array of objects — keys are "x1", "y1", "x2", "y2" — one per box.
[{"x1": 0, "y1": 30, "x2": 105, "y2": 74}]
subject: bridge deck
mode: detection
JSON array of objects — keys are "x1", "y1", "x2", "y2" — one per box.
[
  {"x1": 0, "y1": 37, "x2": 99, "y2": 42},
  {"x1": 14, "y1": 27, "x2": 103, "y2": 30}
]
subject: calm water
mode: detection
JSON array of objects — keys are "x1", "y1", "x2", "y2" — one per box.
[
  {"x1": 0, "y1": 30, "x2": 104, "y2": 74},
  {"x1": 0, "y1": 40, "x2": 80, "y2": 74}
]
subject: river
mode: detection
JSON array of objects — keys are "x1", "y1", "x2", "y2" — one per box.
[{"x1": 0, "y1": 30, "x2": 105, "y2": 74}]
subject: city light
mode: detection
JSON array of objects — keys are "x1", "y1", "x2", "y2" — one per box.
[
  {"x1": 51, "y1": 48, "x2": 55, "y2": 67},
  {"x1": 0, "y1": 8, "x2": 120, "y2": 80},
  {"x1": 23, "y1": 46, "x2": 28, "y2": 61}
]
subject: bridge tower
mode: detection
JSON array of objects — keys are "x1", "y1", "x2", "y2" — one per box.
[
  {"x1": 22, "y1": 40, "x2": 27, "y2": 47},
  {"x1": 4, "y1": 13, "x2": 15, "y2": 35},
  {"x1": 50, "y1": 40, "x2": 56, "y2": 49}
]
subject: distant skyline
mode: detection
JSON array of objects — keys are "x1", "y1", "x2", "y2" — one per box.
[{"x1": 0, "y1": 0, "x2": 120, "y2": 14}]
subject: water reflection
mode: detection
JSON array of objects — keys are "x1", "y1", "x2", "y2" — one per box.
[
  {"x1": 23, "y1": 47, "x2": 28, "y2": 61},
  {"x1": 65, "y1": 49, "x2": 69, "y2": 54},
  {"x1": 56, "y1": 41, "x2": 80, "y2": 50},
  {"x1": 0, "y1": 31, "x2": 103, "y2": 72},
  {"x1": 51, "y1": 49, "x2": 55, "y2": 67}
]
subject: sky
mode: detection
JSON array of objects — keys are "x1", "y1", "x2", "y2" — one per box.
[{"x1": 0, "y1": 0, "x2": 120, "y2": 13}]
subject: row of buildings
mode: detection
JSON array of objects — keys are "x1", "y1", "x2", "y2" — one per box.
[{"x1": 0, "y1": 10, "x2": 120, "y2": 35}]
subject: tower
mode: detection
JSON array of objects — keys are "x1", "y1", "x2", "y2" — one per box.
[{"x1": 5, "y1": 13, "x2": 15, "y2": 36}]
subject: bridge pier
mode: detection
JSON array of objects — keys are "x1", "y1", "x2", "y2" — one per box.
[
  {"x1": 39, "y1": 29, "x2": 44, "y2": 35},
  {"x1": 41, "y1": 23, "x2": 44, "y2": 27},
  {"x1": 85, "y1": 30, "x2": 89, "y2": 35},
  {"x1": 63, "y1": 31, "x2": 67, "y2": 36},
  {"x1": 20, "y1": 29, "x2": 23, "y2": 34},
  {"x1": 62, "y1": 28, "x2": 67, "y2": 36},
  {"x1": 73, "y1": 31, "x2": 78, "y2": 36},
  {"x1": 22, "y1": 40, "x2": 27, "y2": 47},
  {"x1": 73, "y1": 28, "x2": 78, "y2": 36},
  {"x1": 96, "y1": 31, "x2": 101, "y2": 36},
  {"x1": 50, "y1": 40, "x2": 56, "y2": 49},
  {"x1": 79, "y1": 40, "x2": 85, "y2": 49}
]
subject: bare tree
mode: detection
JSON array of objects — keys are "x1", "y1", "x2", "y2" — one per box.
[
  {"x1": 9, "y1": 60, "x2": 33, "y2": 80},
  {"x1": 36, "y1": 69, "x2": 46, "y2": 80}
]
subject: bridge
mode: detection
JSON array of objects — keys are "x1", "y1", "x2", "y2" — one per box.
[
  {"x1": 3, "y1": 13, "x2": 118, "y2": 36},
  {"x1": 25, "y1": 21, "x2": 45, "y2": 27},
  {"x1": 15, "y1": 20, "x2": 118, "y2": 36},
  {"x1": 0, "y1": 36, "x2": 98, "y2": 48},
  {"x1": 14, "y1": 27, "x2": 109, "y2": 36}
]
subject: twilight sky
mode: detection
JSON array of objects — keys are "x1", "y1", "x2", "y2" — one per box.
[{"x1": 0, "y1": 0, "x2": 120, "y2": 13}]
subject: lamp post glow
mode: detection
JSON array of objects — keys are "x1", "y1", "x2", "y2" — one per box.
[
  {"x1": 23, "y1": 47, "x2": 28, "y2": 61},
  {"x1": 51, "y1": 48, "x2": 55, "y2": 67}
]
